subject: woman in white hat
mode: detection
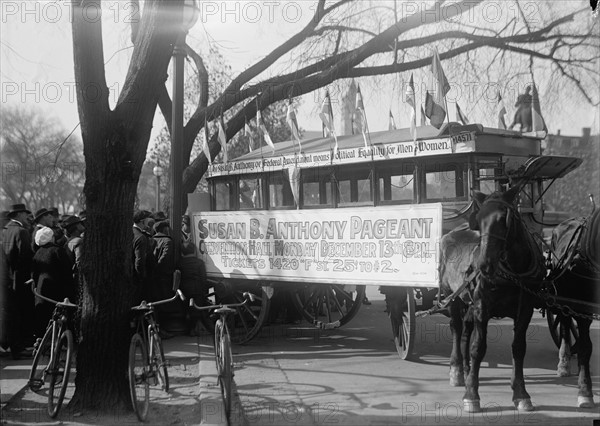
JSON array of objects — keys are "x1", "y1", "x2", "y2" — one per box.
[{"x1": 31, "y1": 227, "x2": 77, "y2": 338}]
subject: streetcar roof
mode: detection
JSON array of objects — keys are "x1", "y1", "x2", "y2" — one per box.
[{"x1": 208, "y1": 123, "x2": 545, "y2": 178}]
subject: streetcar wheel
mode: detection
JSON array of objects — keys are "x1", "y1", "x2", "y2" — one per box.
[
  {"x1": 149, "y1": 328, "x2": 169, "y2": 392},
  {"x1": 128, "y1": 333, "x2": 150, "y2": 422},
  {"x1": 291, "y1": 284, "x2": 365, "y2": 329},
  {"x1": 390, "y1": 288, "x2": 416, "y2": 360},
  {"x1": 546, "y1": 310, "x2": 579, "y2": 355},
  {"x1": 28, "y1": 328, "x2": 53, "y2": 392},
  {"x1": 47, "y1": 330, "x2": 74, "y2": 418}
]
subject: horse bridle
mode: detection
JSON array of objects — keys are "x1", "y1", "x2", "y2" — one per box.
[{"x1": 477, "y1": 198, "x2": 517, "y2": 257}]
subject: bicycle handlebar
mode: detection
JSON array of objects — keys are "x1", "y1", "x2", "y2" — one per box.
[
  {"x1": 189, "y1": 292, "x2": 254, "y2": 311},
  {"x1": 27, "y1": 279, "x2": 77, "y2": 309},
  {"x1": 131, "y1": 289, "x2": 186, "y2": 311}
]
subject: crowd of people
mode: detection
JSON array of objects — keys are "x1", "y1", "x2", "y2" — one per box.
[{"x1": 0, "y1": 203, "x2": 207, "y2": 360}]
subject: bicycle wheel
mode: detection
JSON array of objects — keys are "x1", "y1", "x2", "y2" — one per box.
[
  {"x1": 28, "y1": 327, "x2": 53, "y2": 392},
  {"x1": 214, "y1": 319, "x2": 224, "y2": 374},
  {"x1": 47, "y1": 329, "x2": 74, "y2": 418},
  {"x1": 149, "y1": 327, "x2": 169, "y2": 392},
  {"x1": 128, "y1": 333, "x2": 149, "y2": 422},
  {"x1": 218, "y1": 324, "x2": 233, "y2": 419}
]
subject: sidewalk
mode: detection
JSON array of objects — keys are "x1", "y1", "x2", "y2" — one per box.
[{"x1": 1, "y1": 334, "x2": 232, "y2": 425}]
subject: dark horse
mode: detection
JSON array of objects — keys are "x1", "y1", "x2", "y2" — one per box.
[
  {"x1": 439, "y1": 187, "x2": 546, "y2": 412},
  {"x1": 549, "y1": 207, "x2": 599, "y2": 408}
]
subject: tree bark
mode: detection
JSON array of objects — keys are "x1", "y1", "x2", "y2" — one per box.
[{"x1": 69, "y1": 0, "x2": 182, "y2": 412}]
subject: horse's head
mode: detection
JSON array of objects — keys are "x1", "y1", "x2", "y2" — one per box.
[{"x1": 469, "y1": 186, "x2": 521, "y2": 277}]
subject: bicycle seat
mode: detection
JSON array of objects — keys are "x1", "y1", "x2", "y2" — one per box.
[
  {"x1": 214, "y1": 306, "x2": 236, "y2": 315},
  {"x1": 57, "y1": 300, "x2": 78, "y2": 309}
]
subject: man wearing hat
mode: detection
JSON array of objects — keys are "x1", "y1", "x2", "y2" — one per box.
[
  {"x1": 133, "y1": 210, "x2": 156, "y2": 302},
  {"x1": 1, "y1": 203, "x2": 35, "y2": 358},
  {"x1": 63, "y1": 216, "x2": 85, "y2": 271},
  {"x1": 31, "y1": 208, "x2": 55, "y2": 252}
]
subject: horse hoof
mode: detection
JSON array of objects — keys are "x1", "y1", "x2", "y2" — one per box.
[
  {"x1": 463, "y1": 400, "x2": 481, "y2": 413},
  {"x1": 577, "y1": 396, "x2": 595, "y2": 408},
  {"x1": 557, "y1": 363, "x2": 571, "y2": 377},
  {"x1": 514, "y1": 399, "x2": 534, "y2": 412}
]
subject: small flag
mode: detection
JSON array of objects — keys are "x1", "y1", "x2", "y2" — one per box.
[
  {"x1": 257, "y1": 108, "x2": 275, "y2": 151},
  {"x1": 244, "y1": 120, "x2": 254, "y2": 152},
  {"x1": 429, "y1": 48, "x2": 449, "y2": 128},
  {"x1": 456, "y1": 103, "x2": 469, "y2": 125},
  {"x1": 388, "y1": 110, "x2": 397, "y2": 130},
  {"x1": 319, "y1": 90, "x2": 338, "y2": 158},
  {"x1": 201, "y1": 123, "x2": 211, "y2": 165},
  {"x1": 531, "y1": 84, "x2": 547, "y2": 133},
  {"x1": 319, "y1": 90, "x2": 334, "y2": 137},
  {"x1": 217, "y1": 116, "x2": 228, "y2": 163},
  {"x1": 286, "y1": 101, "x2": 302, "y2": 152},
  {"x1": 287, "y1": 163, "x2": 300, "y2": 207},
  {"x1": 420, "y1": 105, "x2": 427, "y2": 126},
  {"x1": 405, "y1": 74, "x2": 417, "y2": 142},
  {"x1": 497, "y1": 91, "x2": 507, "y2": 129},
  {"x1": 355, "y1": 84, "x2": 369, "y2": 148},
  {"x1": 432, "y1": 48, "x2": 451, "y2": 98},
  {"x1": 425, "y1": 90, "x2": 446, "y2": 129}
]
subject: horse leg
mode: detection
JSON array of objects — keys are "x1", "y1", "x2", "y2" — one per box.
[
  {"x1": 575, "y1": 318, "x2": 594, "y2": 408},
  {"x1": 511, "y1": 302, "x2": 534, "y2": 411},
  {"x1": 449, "y1": 300, "x2": 465, "y2": 387},
  {"x1": 557, "y1": 314, "x2": 573, "y2": 377},
  {"x1": 463, "y1": 300, "x2": 487, "y2": 413},
  {"x1": 461, "y1": 306, "x2": 474, "y2": 384}
]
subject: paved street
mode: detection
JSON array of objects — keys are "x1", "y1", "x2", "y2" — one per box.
[
  {"x1": 228, "y1": 286, "x2": 600, "y2": 426},
  {"x1": 1, "y1": 286, "x2": 599, "y2": 425}
]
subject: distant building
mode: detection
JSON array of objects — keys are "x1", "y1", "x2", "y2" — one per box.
[{"x1": 542, "y1": 127, "x2": 599, "y2": 218}]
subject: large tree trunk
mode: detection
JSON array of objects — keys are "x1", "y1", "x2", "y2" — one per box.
[{"x1": 69, "y1": 0, "x2": 182, "y2": 412}]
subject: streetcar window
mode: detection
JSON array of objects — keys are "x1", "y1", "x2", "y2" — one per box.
[
  {"x1": 336, "y1": 167, "x2": 373, "y2": 206},
  {"x1": 239, "y1": 177, "x2": 263, "y2": 210},
  {"x1": 302, "y1": 167, "x2": 332, "y2": 207},
  {"x1": 269, "y1": 172, "x2": 295, "y2": 208},
  {"x1": 478, "y1": 168, "x2": 497, "y2": 193},
  {"x1": 214, "y1": 179, "x2": 234, "y2": 211},
  {"x1": 424, "y1": 162, "x2": 467, "y2": 200},
  {"x1": 378, "y1": 164, "x2": 415, "y2": 204}
]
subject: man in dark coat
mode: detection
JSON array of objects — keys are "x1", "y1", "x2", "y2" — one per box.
[
  {"x1": 1, "y1": 203, "x2": 35, "y2": 358},
  {"x1": 153, "y1": 221, "x2": 174, "y2": 293},
  {"x1": 31, "y1": 227, "x2": 77, "y2": 338},
  {"x1": 178, "y1": 241, "x2": 208, "y2": 335},
  {"x1": 133, "y1": 210, "x2": 155, "y2": 302},
  {"x1": 152, "y1": 221, "x2": 175, "y2": 330}
]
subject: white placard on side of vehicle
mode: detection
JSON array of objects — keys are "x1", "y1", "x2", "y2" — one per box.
[{"x1": 191, "y1": 204, "x2": 442, "y2": 287}]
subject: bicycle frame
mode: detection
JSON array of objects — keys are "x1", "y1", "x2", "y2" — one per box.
[
  {"x1": 128, "y1": 287, "x2": 185, "y2": 422},
  {"x1": 28, "y1": 280, "x2": 77, "y2": 418},
  {"x1": 188, "y1": 292, "x2": 254, "y2": 420}
]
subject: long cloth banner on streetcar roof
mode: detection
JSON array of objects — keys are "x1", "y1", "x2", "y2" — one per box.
[
  {"x1": 191, "y1": 204, "x2": 442, "y2": 287},
  {"x1": 206, "y1": 133, "x2": 475, "y2": 177}
]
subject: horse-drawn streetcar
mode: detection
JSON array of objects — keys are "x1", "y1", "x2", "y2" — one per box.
[{"x1": 190, "y1": 122, "x2": 582, "y2": 353}]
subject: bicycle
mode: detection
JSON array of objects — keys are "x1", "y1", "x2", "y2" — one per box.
[
  {"x1": 27, "y1": 279, "x2": 77, "y2": 418},
  {"x1": 189, "y1": 292, "x2": 254, "y2": 420},
  {"x1": 128, "y1": 270, "x2": 185, "y2": 422}
]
